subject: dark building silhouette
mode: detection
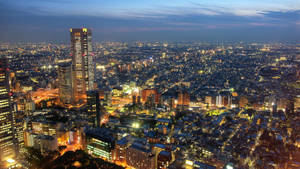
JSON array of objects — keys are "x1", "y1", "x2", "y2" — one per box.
[{"x1": 86, "y1": 90, "x2": 101, "y2": 127}]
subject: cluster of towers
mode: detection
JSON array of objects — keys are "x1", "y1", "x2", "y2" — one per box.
[
  {"x1": 0, "y1": 28, "x2": 98, "y2": 163},
  {"x1": 58, "y1": 28, "x2": 102, "y2": 127}
]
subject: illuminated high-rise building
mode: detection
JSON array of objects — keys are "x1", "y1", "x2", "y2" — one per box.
[
  {"x1": 141, "y1": 89, "x2": 160, "y2": 104},
  {"x1": 15, "y1": 118, "x2": 24, "y2": 155},
  {"x1": 216, "y1": 95, "x2": 223, "y2": 107},
  {"x1": 70, "y1": 28, "x2": 94, "y2": 103},
  {"x1": 0, "y1": 58, "x2": 16, "y2": 162},
  {"x1": 178, "y1": 91, "x2": 190, "y2": 107},
  {"x1": 58, "y1": 62, "x2": 73, "y2": 105},
  {"x1": 177, "y1": 91, "x2": 190, "y2": 110}
]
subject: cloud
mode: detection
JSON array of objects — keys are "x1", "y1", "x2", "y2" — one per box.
[
  {"x1": 4, "y1": 0, "x2": 300, "y2": 19},
  {"x1": 1, "y1": 1, "x2": 300, "y2": 42},
  {"x1": 109, "y1": 27, "x2": 199, "y2": 32},
  {"x1": 166, "y1": 22, "x2": 244, "y2": 29},
  {"x1": 231, "y1": 10, "x2": 265, "y2": 17}
]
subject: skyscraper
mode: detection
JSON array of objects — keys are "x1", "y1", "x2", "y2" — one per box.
[
  {"x1": 178, "y1": 91, "x2": 190, "y2": 107},
  {"x1": 86, "y1": 90, "x2": 101, "y2": 127},
  {"x1": 70, "y1": 28, "x2": 94, "y2": 103},
  {"x1": 0, "y1": 58, "x2": 16, "y2": 162},
  {"x1": 58, "y1": 62, "x2": 73, "y2": 105},
  {"x1": 141, "y1": 89, "x2": 160, "y2": 104}
]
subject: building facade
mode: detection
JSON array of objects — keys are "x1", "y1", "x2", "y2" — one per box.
[
  {"x1": 141, "y1": 89, "x2": 160, "y2": 104},
  {"x1": 86, "y1": 128, "x2": 115, "y2": 161},
  {"x1": 58, "y1": 62, "x2": 73, "y2": 105},
  {"x1": 114, "y1": 138, "x2": 128, "y2": 164},
  {"x1": 86, "y1": 90, "x2": 101, "y2": 127},
  {"x1": 126, "y1": 142, "x2": 155, "y2": 169},
  {"x1": 70, "y1": 28, "x2": 94, "y2": 103},
  {"x1": 0, "y1": 58, "x2": 16, "y2": 162},
  {"x1": 177, "y1": 91, "x2": 190, "y2": 107},
  {"x1": 157, "y1": 151, "x2": 172, "y2": 169}
]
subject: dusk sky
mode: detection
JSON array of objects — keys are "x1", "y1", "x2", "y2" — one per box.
[{"x1": 1, "y1": 0, "x2": 300, "y2": 42}]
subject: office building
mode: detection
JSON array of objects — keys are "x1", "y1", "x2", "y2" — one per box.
[
  {"x1": 70, "y1": 28, "x2": 94, "y2": 103},
  {"x1": 86, "y1": 90, "x2": 101, "y2": 127},
  {"x1": 0, "y1": 58, "x2": 16, "y2": 162},
  {"x1": 31, "y1": 120, "x2": 57, "y2": 136},
  {"x1": 216, "y1": 95, "x2": 223, "y2": 107},
  {"x1": 157, "y1": 151, "x2": 172, "y2": 169},
  {"x1": 114, "y1": 137, "x2": 129, "y2": 164},
  {"x1": 58, "y1": 62, "x2": 73, "y2": 105},
  {"x1": 177, "y1": 91, "x2": 190, "y2": 107},
  {"x1": 86, "y1": 128, "x2": 115, "y2": 161},
  {"x1": 33, "y1": 135, "x2": 58, "y2": 154},
  {"x1": 286, "y1": 98, "x2": 295, "y2": 116},
  {"x1": 15, "y1": 118, "x2": 24, "y2": 155},
  {"x1": 141, "y1": 89, "x2": 160, "y2": 104},
  {"x1": 99, "y1": 88, "x2": 112, "y2": 106},
  {"x1": 126, "y1": 142, "x2": 155, "y2": 169}
]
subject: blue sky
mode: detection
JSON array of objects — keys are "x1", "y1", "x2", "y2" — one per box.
[{"x1": 1, "y1": 0, "x2": 300, "y2": 42}]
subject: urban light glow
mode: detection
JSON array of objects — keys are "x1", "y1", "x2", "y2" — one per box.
[
  {"x1": 226, "y1": 164, "x2": 234, "y2": 169},
  {"x1": 7, "y1": 158, "x2": 15, "y2": 163},
  {"x1": 0, "y1": 1, "x2": 299, "y2": 168},
  {"x1": 185, "y1": 160, "x2": 193, "y2": 166},
  {"x1": 132, "y1": 122, "x2": 140, "y2": 128}
]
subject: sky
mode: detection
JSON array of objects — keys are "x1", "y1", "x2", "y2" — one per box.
[{"x1": 0, "y1": 0, "x2": 300, "y2": 42}]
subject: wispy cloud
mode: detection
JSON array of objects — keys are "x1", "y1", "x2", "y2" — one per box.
[
  {"x1": 110, "y1": 27, "x2": 199, "y2": 32},
  {"x1": 231, "y1": 10, "x2": 265, "y2": 17},
  {"x1": 6, "y1": 0, "x2": 300, "y2": 18},
  {"x1": 1, "y1": 0, "x2": 300, "y2": 42}
]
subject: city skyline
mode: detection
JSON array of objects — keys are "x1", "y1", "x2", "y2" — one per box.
[
  {"x1": 0, "y1": 36, "x2": 299, "y2": 168},
  {"x1": 0, "y1": 1, "x2": 300, "y2": 169},
  {"x1": 1, "y1": 0, "x2": 300, "y2": 42}
]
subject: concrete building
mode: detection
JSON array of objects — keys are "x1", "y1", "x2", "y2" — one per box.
[
  {"x1": 33, "y1": 135, "x2": 58, "y2": 153},
  {"x1": 126, "y1": 142, "x2": 155, "y2": 169}
]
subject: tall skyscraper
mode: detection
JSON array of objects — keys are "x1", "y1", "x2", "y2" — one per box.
[
  {"x1": 70, "y1": 28, "x2": 94, "y2": 103},
  {"x1": 58, "y1": 62, "x2": 73, "y2": 105},
  {"x1": 0, "y1": 58, "x2": 16, "y2": 162}
]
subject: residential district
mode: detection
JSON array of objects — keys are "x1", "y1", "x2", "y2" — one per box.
[{"x1": 0, "y1": 28, "x2": 299, "y2": 169}]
